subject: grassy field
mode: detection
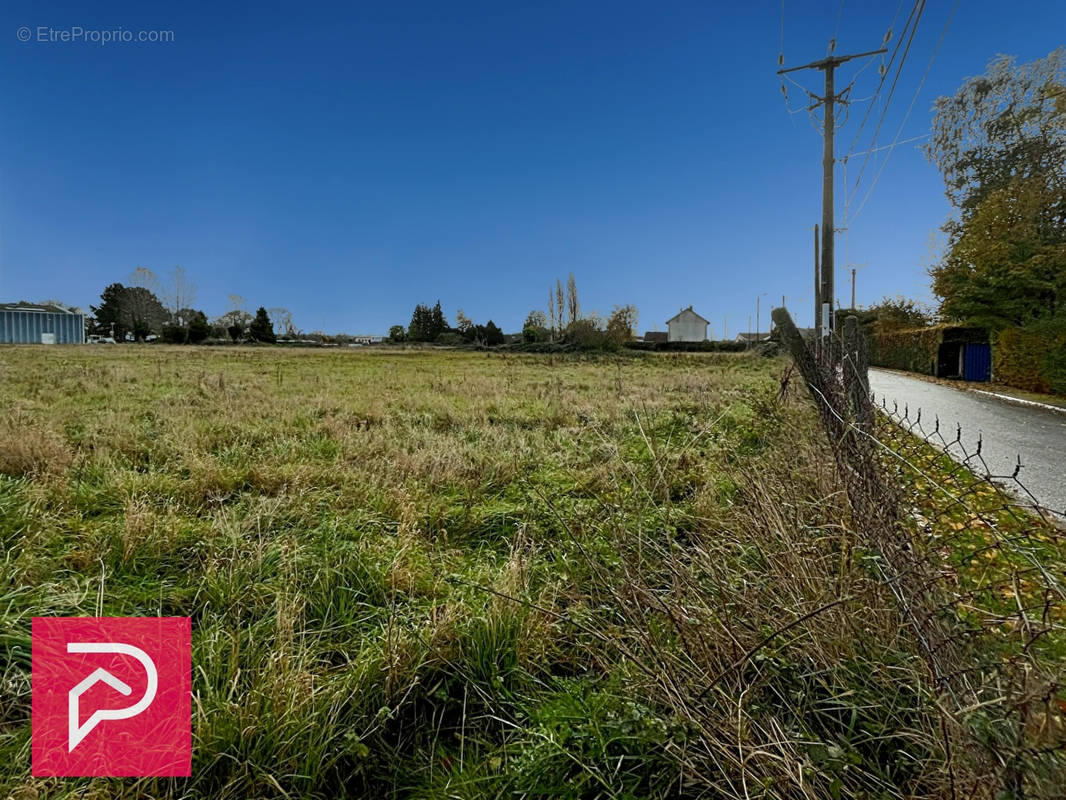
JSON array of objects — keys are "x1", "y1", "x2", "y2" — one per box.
[{"x1": 0, "y1": 346, "x2": 1059, "y2": 798}]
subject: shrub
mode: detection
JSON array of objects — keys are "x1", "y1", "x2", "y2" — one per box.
[
  {"x1": 161, "y1": 324, "x2": 188, "y2": 344},
  {"x1": 188, "y1": 316, "x2": 210, "y2": 343},
  {"x1": 434, "y1": 331, "x2": 465, "y2": 346},
  {"x1": 994, "y1": 319, "x2": 1066, "y2": 394},
  {"x1": 869, "y1": 327, "x2": 942, "y2": 374},
  {"x1": 563, "y1": 318, "x2": 605, "y2": 349},
  {"x1": 522, "y1": 326, "x2": 549, "y2": 343}
]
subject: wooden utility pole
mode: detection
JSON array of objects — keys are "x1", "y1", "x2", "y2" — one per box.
[
  {"x1": 779, "y1": 48, "x2": 885, "y2": 338},
  {"x1": 813, "y1": 224, "x2": 820, "y2": 337}
]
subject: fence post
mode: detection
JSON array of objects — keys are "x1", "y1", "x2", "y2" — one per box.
[{"x1": 843, "y1": 315, "x2": 872, "y2": 429}]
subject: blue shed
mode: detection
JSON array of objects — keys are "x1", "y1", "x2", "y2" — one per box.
[{"x1": 0, "y1": 303, "x2": 85, "y2": 344}]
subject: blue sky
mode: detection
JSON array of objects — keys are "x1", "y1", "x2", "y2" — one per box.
[{"x1": 1, "y1": 1, "x2": 1063, "y2": 335}]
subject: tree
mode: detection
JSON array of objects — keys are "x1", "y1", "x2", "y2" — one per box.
[
  {"x1": 564, "y1": 317, "x2": 605, "y2": 349},
  {"x1": 863, "y1": 296, "x2": 934, "y2": 332},
  {"x1": 268, "y1": 307, "x2": 295, "y2": 337},
  {"x1": 90, "y1": 283, "x2": 130, "y2": 341},
  {"x1": 187, "y1": 310, "x2": 210, "y2": 343},
  {"x1": 407, "y1": 302, "x2": 448, "y2": 342},
  {"x1": 555, "y1": 280, "x2": 565, "y2": 336},
  {"x1": 122, "y1": 286, "x2": 167, "y2": 341},
  {"x1": 128, "y1": 266, "x2": 162, "y2": 297},
  {"x1": 566, "y1": 273, "x2": 580, "y2": 326},
  {"x1": 455, "y1": 309, "x2": 475, "y2": 340},
  {"x1": 606, "y1": 304, "x2": 639, "y2": 347},
  {"x1": 217, "y1": 295, "x2": 252, "y2": 341},
  {"x1": 163, "y1": 266, "x2": 197, "y2": 323},
  {"x1": 925, "y1": 50, "x2": 1066, "y2": 326},
  {"x1": 388, "y1": 325, "x2": 407, "y2": 342},
  {"x1": 925, "y1": 50, "x2": 1065, "y2": 217},
  {"x1": 430, "y1": 301, "x2": 447, "y2": 340},
  {"x1": 482, "y1": 320, "x2": 504, "y2": 346},
  {"x1": 248, "y1": 307, "x2": 276, "y2": 343},
  {"x1": 547, "y1": 289, "x2": 557, "y2": 340},
  {"x1": 524, "y1": 310, "x2": 547, "y2": 330},
  {"x1": 932, "y1": 177, "x2": 1065, "y2": 326},
  {"x1": 408, "y1": 303, "x2": 431, "y2": 342},
  {"x1": 523, "y1": 309, "x2": 549, "y2": 343}
]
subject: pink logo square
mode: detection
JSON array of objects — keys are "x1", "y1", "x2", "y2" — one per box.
[{"x1": 32, "y1": 617, "x2": 191, "y2": 777}]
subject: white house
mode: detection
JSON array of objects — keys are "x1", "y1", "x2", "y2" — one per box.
[{"x1": 666, "y1": 306, "x2": 709, "y2": 342}]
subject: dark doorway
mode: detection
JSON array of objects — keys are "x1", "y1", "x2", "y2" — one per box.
[{"x1": 936, "y1": 342, "x2": 963, "y2": 379}]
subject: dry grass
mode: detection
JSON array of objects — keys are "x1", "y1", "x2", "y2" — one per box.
[{"x1": 0, "y1": 345, "x2": 1059, "y2": 798}]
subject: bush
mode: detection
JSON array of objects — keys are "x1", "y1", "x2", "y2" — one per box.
[
  {"x1": 869, "y1": 327, "x2": 942, "y2": 374},
  {"x1": 522, "y1": 326, "x2": 550, "y2": 343},
  {"x1": 563, "y1": 319, "x2": 606, "y2": 349},
  {"x1": 188, "y1": 317, "x2": 210, "y2": 343},
  {"x1": 994, "y1": 319, "x2": 1066, "y2": 394},
  {"x1": 161, "y1": 324, "x2": 188, "y2": 344},
  {"x1": 434, "y1": 331, "x2": 465, "y2": 346},
  {"x1": 624, "y1": 340, "x2": 747, "y2": 353}
]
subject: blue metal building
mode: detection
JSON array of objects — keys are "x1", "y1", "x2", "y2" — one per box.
[{"x1": 0, "y1": 303, "x2": 85, "y2": 344}]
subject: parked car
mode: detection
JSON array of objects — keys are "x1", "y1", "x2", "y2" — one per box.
[{"x1": 88, "y1": 335, "x2": 117, "y2": 344}]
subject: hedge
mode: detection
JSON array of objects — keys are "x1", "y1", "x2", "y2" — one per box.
[
  {"x1": 993, "y1": 319, "x2": 1066, "y2": 395},
  {"x1": 869, "y1": 326, "x2": 942, "y2": 375},
  {"x1": 624, "y1": 340, "x2": 750, "y2": 353}
]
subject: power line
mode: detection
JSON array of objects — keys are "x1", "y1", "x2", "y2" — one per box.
[
  {"x1": 846, "y1": 0, "x2": 925, "y2": 212},
  {"x1": 843, "y1": 0, "x2": 922, "y2": 163},
  {"x1": 831, "y1": 0, "x2": 846, "y2": 53},
  {"x1": 848, "y1": 133, "x2": 929, "y2": 158},
  {"x1": 839, "y1": 0, "x2": 922, "y2": 227},
  {"x1": 850, "y1": 0, "x2": 959, "y2": 221}
]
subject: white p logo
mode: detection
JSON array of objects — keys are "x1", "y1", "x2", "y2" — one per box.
[{"x1": 67, "y1": 642, "x2": 158, "y2": 751}]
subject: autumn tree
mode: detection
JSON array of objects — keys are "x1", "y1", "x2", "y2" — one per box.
[
  {"x1": 925, "y1": 49, "x2": 1066, "y2": 327},
  {"x1": 605, "y1": 304, "x2": 639, "y2": 346}
]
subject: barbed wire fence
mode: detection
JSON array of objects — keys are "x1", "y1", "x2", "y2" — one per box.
[{"x1": 773, "y1": 307, "x2": 1066, "y2": 797}]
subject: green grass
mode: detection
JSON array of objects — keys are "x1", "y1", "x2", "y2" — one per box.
[{"x1": 0, "y1": 346, "x2": 1061, "y2": 798}]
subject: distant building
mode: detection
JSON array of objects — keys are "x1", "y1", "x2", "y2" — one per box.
[
  {"x1": 666, "y1": 306, "x2": 709, "y2": 342},
  {"x1": 0, "y1": 302, "x2": 85, "y2": 344},
  {"x1": 643, "y1": 331, "x2": 668, "y2": 344},
  {"x1": 735, "y1": 332, "x2": 771, "y2": 344}
]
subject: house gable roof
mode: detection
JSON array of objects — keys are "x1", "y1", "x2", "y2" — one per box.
[{"x1": 665, "y1": 306, "x2": 710, "y2": 325}]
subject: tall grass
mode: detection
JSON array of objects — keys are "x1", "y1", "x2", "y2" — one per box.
[{"x1": 0, "y1": 346, "x2": 1059, "y2": 798}]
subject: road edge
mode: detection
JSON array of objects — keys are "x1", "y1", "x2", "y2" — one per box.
[{"x1": 971, "y1": 389, "x2": 1066, "y2": 415}]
